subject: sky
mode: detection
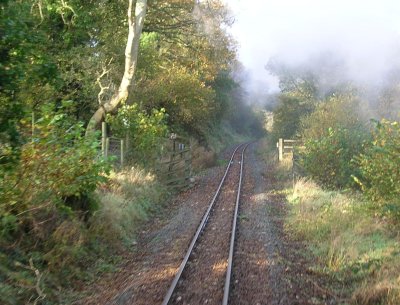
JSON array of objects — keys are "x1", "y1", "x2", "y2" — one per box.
[{"x1": 222, "y1": 0, "x2": 400, "y2": 100}]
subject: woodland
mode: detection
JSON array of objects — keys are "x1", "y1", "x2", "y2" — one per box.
[
  {"x1": 0, "y1": 0, "x2": 262, "y2": 303},
  {"x1": 1, "y1": 0, "x2": 400, "y2": 304}
]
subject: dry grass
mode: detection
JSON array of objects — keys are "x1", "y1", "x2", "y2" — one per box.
[
  {"x1": 90, "y1": 167, "x2": 167, "y2": 246},
  {"x1": 191, "y1": 143, "x2": 217, "y2": 170},
  {"x1": 287, "y1": 178, "x2": 400, "y2": 305}
]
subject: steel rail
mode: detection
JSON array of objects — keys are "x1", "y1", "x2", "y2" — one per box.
[
  {"x1": 161, "y1": 143, "x2": 245, "y2": 305},
  {"x1": 222, "y1": 142, "x2": 250, "y2": 305}
]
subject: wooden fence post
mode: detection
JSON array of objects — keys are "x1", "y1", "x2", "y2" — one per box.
[
  {"x1": 120, "y1": 139, "x2": 125, "y2": 167},
  {"x1": 101, "y1": 122, "x2": 107, "y2": 157},
  {"x1": 105, "y1": 137, "x2": 109, "y2": 158},
  {"x1": 278, "y1": 138, "x2": 283, "y2": 162},
  {"x1": 189, "y1": 138, "x2": 193, "y2": 177}
]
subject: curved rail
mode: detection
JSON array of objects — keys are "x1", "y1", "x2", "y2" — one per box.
[
  {"x1": 161, "y1": 143, "x2": 246, "y2": 305},
  {"x1": 223, "y1": 142, "x2": 250, "y2": 305}
]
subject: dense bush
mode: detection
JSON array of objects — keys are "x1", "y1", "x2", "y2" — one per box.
[
  {"x1": 0, "y1": 107, "x2": 109, "y2": 241},
  {"x1": 300, "y1": 127, "x2": 366, "y2": 188},
  {"x1": 0, "y1": 106, "x2": 112, "y2": 304},
  {"x1": 300, "y1": 93, "x2": 365, "y2": 139},
  {"x1": 134, "y1": 65, "x2": 216, "y2": 139},
  {"x1": 354, "y1": 119, "x2": 400, "y2": 218},
  {"x1": 271, "y1": 94, "x2": 314, "y2": 141},
  {"x1": 106, "y1": 104, "x2": 168, "y2": 164},
  {"x1": 299, "y1": 94, "x2": 368, "y2": 188}
]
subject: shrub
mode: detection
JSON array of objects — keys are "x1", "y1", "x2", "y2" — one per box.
[
  {"x1": 271, "y1": 94, "x2": 314, "y2": 141},
  {"x1": 300, "y1": 127, "x2": 367, "y2": 189},
  {"x1": 300, "y1": 93, "x2": 365, "y2": 140},
  {"x1": 106, "y1": 104, "x2": 168, "y2": 165},
  {"x1": 299, "y1": 93, "x2": 369, "y2": 189},
  {"x1": 0, "y1": 107, "x2": 109, "y2": 241},
  {"x1": 354, "y1": 119, "x2": 400, "y2": 218},
  {"x1": 0, "y1": 106, "x2": 111, "y2": 304}
]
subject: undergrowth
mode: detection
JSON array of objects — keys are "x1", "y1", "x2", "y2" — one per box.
[
  {"x1": 286, "y1": 178, "x2": 400, "y2": 305},
  {"x1": 0, "y1": 166, "x2": 168, "y2": 305},
  {"x1": 92, "y1": 167, "x2": 168, "y2": 247}
]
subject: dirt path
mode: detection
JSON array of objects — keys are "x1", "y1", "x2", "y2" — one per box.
[{"x1": 79, "y1": 141, "x2": 335, "y2": 305}]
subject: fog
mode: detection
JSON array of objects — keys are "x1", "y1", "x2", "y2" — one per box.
[{"x1": 224, "y1": 0, "x2": 400, "y2": 101}]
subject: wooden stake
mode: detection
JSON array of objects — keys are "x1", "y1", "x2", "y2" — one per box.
[
  {"x1": 278, "y1": 138, "x2": 283, "y2": 162},
  {"x1": 121, "y1": 139, "x2": 125, "y2": 167},
  {"x1": 102, "y1": 122, "x2": 107, "y2": 157}
]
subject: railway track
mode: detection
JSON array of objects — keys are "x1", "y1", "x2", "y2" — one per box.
[{"x1": 161, "y1": 143, "x2": 250, "y2": 305}]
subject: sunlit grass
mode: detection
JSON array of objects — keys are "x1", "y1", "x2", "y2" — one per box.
[
  {"x1": 90, "y1": 167, "x2": 168, "y2": 246},
  {"x1": 286, "y1": 178, "x2": 400, "y2": 304}
]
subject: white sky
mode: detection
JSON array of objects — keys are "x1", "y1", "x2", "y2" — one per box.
[{"x1": 223, "y1": 0, "x2": 400, "y2": 95}]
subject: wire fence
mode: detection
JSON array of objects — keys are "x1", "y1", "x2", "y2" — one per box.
[{"x1": 100, "y1": 123, "x2": 193, "y2": 189}]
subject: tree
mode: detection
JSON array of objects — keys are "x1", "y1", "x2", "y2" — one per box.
[{"x1": 86, "y1": 0, "x2": 148, "y2": 134}]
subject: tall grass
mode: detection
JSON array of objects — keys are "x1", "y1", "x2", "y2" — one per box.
[
  {"x1": 287, "y1": 179, "x2": 400, "y2": 305},
  {"x1": 90, "y1": 167, "x2": 168, "y2": 246}
]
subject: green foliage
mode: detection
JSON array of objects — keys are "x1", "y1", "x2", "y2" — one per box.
[
  {"x1": 301, "y1": 93, "x2": 365, "y2": 139},
  {"x1": 299, "y1": 93, "x2": 369, "y2": 189},
  {"x1": 271, "y1": 94, "x2": 314, "y2": 141},
  {"x1": 0, "y1": 106, "x2": 110, "y2": 304},
  {"x1": 135, "y1": 66, "x2": 215, "y2": 139},
  {"x1": 354, "y1": 119, "x2": 400, "y2": 218},
  {"x1": 137, "y1": 32, "x2": 163, "y2": 79},
  {"x1": 0, "y1": 0, "x2": 58, "y2": 169},
  {"x1": 300, "y1": 127, "x2": 366, "y2": 188},
  {"x1": 0, "y1": 106, "x2": 109, "y2": 241},
  {"x1": 107, "y1": 104, "x2": 168, "y2": 164},
  {"x1": 0, "y1": 0, "x2": 251, "y2": 302}
]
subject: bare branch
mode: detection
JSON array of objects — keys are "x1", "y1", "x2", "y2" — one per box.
[
  {"x1": 15, "y1": 259, "x2": 46, "y2": 305},
  {"x1": 31, "y1": 0, "x2": 44, "y2": 25},
  {"x1": 96, "y1": 58, "x2": 114, "y2": 105},
  {"x1": 59, "y1": 0, "x2": 78, "y2": 25}
]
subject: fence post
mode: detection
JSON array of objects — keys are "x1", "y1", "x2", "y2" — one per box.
[
  {"x1": 278, "y1": 138, "x2": 283, "y2": 162},
  {"x1": 120, "y1": 139, "x2": 125, "y2": 167},
  {"x1": 105, "y1": 137, "x2": 110, "y2": 158},
  {"x1": 101, "y1": 122, "x2": 107, "y2": 157},
  {"x1": 189, "y1": 138, "x2": 193, "y2": 177}
]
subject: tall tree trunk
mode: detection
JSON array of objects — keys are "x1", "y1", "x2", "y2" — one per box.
[{"x1": 86, "y1": 0, "x2": 148, "y2": 135}]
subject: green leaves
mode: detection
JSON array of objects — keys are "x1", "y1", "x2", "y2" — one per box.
[
  {"x1": 0, "y1": 106, "x2": 110, "y2": 224},
  {"x1": 272, "y1": 94, "x2": 314, "y2": 141},
  {"x1": 107, "y1": 104, "x2": 168, "y2": 164},
  {"x1": 300, "y1": 127, "x2": 366, "y2": 189},
  {"x1": 298, "y1": 94, "x2": 369, "y2": 189},
  {"x1": 354, "y1": 119, "x2": 400, "y2": 218}
]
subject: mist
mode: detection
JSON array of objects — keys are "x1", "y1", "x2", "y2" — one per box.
[{"x1": 224, "y1": 0, "x2": 400, "y2": 103}]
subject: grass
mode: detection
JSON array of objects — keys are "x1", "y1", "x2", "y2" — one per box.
[
  {"x1": 91, "y1": 166, "x2": 169, "y2": 247},
  {"x1": 286, "y1": 178, "x2": 400, "y2": 305},
  {"x1": 256, "y1": 137, "x2": 293, "y2": 188}
]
